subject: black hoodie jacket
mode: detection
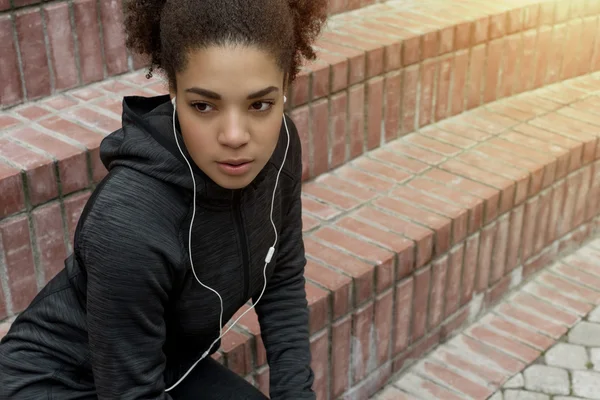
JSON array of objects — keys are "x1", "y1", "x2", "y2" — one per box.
[{"x1": 0, "y1": 95, "x2": 314, "y2": 399}]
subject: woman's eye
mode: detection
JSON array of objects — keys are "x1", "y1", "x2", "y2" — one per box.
[
  {"x1": 193, "y1": 103, "x2": 214, "y2": 113},
  {"x1": 250, "y1": 101, "x2": 273, "y2": 112}
]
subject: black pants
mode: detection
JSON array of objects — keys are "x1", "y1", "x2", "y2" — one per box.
[
  {"x1": 0, "y1": 356, "x2": 268, "y2": 399},
  {"x1": 169, "y1": 358, "x2": 269, "y2": 400}
]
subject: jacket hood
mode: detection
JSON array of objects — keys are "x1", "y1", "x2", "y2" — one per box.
[{"x1": 99, "y1": 95, "x2": 271, "y2": 200}]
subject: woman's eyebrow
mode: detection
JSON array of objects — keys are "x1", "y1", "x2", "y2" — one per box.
[{"x1": 184, "y1": 86, "x2": 279, "y2": 100}]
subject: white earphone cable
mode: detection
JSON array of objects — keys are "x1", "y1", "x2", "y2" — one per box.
[{"x1": 165, "y1": 98, "x2": 289, "y2": 392}]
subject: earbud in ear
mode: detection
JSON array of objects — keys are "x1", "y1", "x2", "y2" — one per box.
[
  {"x1": 171, "y1": 97, "x2": 177, "y2": 109},
  {"x1": 283, "y1": 95, "x2": 287, "y2": 104}
]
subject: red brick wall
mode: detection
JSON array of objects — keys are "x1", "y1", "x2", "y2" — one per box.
[{"x1": 0, "y1": 0, "x2": 386, "y2": 109}]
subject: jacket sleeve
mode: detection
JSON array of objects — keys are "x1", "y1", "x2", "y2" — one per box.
[
  {"x1": 80, "y1": 201, "x2": 177, "y2": 399},
  {"x1": 253, "y1": 119, "x2": 315, "y2": 399}
]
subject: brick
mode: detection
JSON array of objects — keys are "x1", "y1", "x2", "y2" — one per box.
[
  {"x1": 387, "y1": 140, "x2": 445, "y2": 166},
  {"x1": 513, "y1": 30, "x2": 536, "y2": 94},
  {"x1": 467, "y1": 323, "x2": 540, "y2": 364},
  {"x1": 306, "y1": 282, "x2": 328, "y2": 334},
  {"x1": 348, "y1": 84, "x2": 365, "y2": 158},
  {"x1": 336, "y1": 216, "x2": 414, "y2": 279},
  {"x1": 66, "y1": 107, "x2": 120, "y2": 135},
  {"x1": 428, "y1": 255, "x2": 448, "y2": 330},
  {"x1": 352, "y1": 157, "x2": 411, "y2": 183},
  {"x1": 445, "y1": 244, "x2": 463, "y2": 318},
  {"x1": 43, "y1": 95, "x2": 78, "y2": 111},
  {"x1": 316, "y1": 174, "x2": 377, "y2": 202},
  {"x1": 476, "y1": 222, "x2": 496, "y2": 291},
  {"x1": 424, "y1": 168, "x2": 500, "y2": 223},
  {"x1": 432, "y1": 344, "x2": 506, "y2": 385},
  {"x1": 305, "y1": 238, "x2": 373, "y2": 306},
  {"x1": 490, "y1": 214, "x2": 510, "y2": 284},
  {"x1": 9, "y1": 127, "x2": 90, "y2": 195},
  {"x1": 0, "y1": 216, "x2": 38, "y2": 313},
  {"x1": 371, "y1": 148, "x2": 429, "y2": 175},
  {"x1": 290, "y1": 106, "x2": 310, "y2": 180},
  {"x1": 366, "y1": 77, "x2": 384, "y2": 150},
  {"x1": 408, "y1": 177, "x2": 483, "y2": 235},
  {"x1": 352, "y1": 302, "x2": 374, "y2": 382},
  {"x1": 412, "y1": 265, "x2": 431, "y2": 342},
  {"x1": 498, "y1": 302, "x2": 567, "y2": 339},
  {"x1": 393, "y1": 277, "x2": 413, "y2": 355},
  {"x1": 506, "y1": 205, "x2": 524, "y2": 272},
  {"x1": 99, "y1": 0, "x2": 128, "y2": 75},
  {"x1": 315, "y1": 40, "x2": 365, "y2": 85},
  {"x1": 315, "y1": 50, "x2": 347, "y2": 93},
  {"x1": 0, "y1": 16, "x2": 23, "y2": 106},
  {"x1": 301, "y1": 195, "x2": 340, "y2": 221},
  {"x1": 499, "y1": 35, "x2": 520, "y2": 98},
  {"x1": 553, "y1": 262, "x2": 600, "y2": 297},
  {"x1": 578, "y1": 17, "x2": 598, "y2": 76},
  {"x1": 329, "y1": 92, "x2": 348, "y2": 169},
  {"x1": 33, "y1": 202, "x2": 67, "y2": 283},
  {"x1": 331, "y1": 316, "x2": 351, "y2": 398},
  {"x1": 484, "y1": 315, "x2": 554, "y2": 351},
  {"x1": 466, "y1": 45, "x2": 486, "y2": 110},
  {"x1": 291, "y1": 70, "x2": 309, "y2": 107},
  {"x1": 306, "y1": 59, "x2": 329, "y2": 101},
  {"x1": 401, "y1": 65, "x2": 419, "y2": 134},
  {"x1": 43, "y1": 3, "x2": 79, "y2": 91},
  {"x1": 415, "y1": 126, "x2": 475, "y2": 150},
  {"x1": 302, "y1": 182, "x2": 360, "y2": 214},
  {"x1": 450, "y1": 50, "x2": 468, "y2": 116},
  {"x1": 395, "y1": 372, "x2": 464, "y2": 400},
  {"x1": 434, "y1": 55, "x2": 452, "y2": 122},
  {"x1": 356, "y1": 207, "x2": 434, "y2": 268},
  {"x1": 321, "y1": 32, "x2": 384, "y2": 79},
  {"x1": 39, "y1": 116, "x2": 104, "y2": 151},
  {"x1": 418, "y1": 59, "x2": 436, "y2": 128},
  {"x1": 440, "y1": 159, "x2": 515, "y2": 215},
  {"x1": 418, "y1": 359, "x2": 494, "y2": 399},
  {"x1": 375, "y1": 196, "x2": 451, "y2": 255},
  {"x1": 451, "y1": 334, "x2": 525, "y2": 375},
  {"x1": 74, "y1": 0, "x2": 104, "y2": 84},
  {"x1": 462, "y1": 108, "x2": 519, "y2": 133},
  {"x1": 310, "y1": 330, "x2": 328, "y2": 400},
  {"x1": 256, "y1": 366, "x2": 269, "y2": 396},
  {"x1": 314, "y1": 227, "x2": 395, "y2": 293},
  {"x1": 523, "y1": 281, "x2": 592, "y2": 316},
  {"x1": 384, "y1": 72, "x2": 401, "y2": 143},
  {"x1": 390, "y1": 185, "x2": 467, "y2": 245},
  {"x1": 440, "y1": 307, "x2": 470, "y2": 341},
  {"x1": 513, "y1": 290, "x2": 579, "y2": 327},
  {"x1": 335, "y1": 165, "x2": 394, "y2": 193},
  {"x1": 309, "y1": 99, "x2": 329, "y2": 177},
  {"x1": 0, "y1": 163, "x2": 25, "y2": 219},
  {"x1": 374, "y1": 290, "x2": 394, "y2": 367},
  {"x1": 16, "y1": 9, "x2": 51, "y2": 99},
  {"x1": 460, "y1": 234, "x2": 479, "y2": 305},
  {"x1": 221, "y1": 330, "x2": 252, "y2": 376},
  {"x1": 0, "y1": 139, "x2": 58, "y2": 206},
  {"x1": 533, "y1": 26, "x2": 552, "y2": 88},
  {"x1": 562, "y1": 20, "x2": 584, "y2": 80},
  {"x1": 482, "y1": 39, "x2": 503, "y2": 103},
  {"x1": 547, "y1": 24, "x2": 568, "y2": 84},
  {"x1": 489, "y1": 11, "x2": 507, "y2": 40}
]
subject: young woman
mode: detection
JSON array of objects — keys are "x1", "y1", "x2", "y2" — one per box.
[{"x1": 0, "y1": 0, "x2": 328, "y2": 398}]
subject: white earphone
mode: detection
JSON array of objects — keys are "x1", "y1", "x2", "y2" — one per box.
[{"x1": 165, "y1": 94, "x2": 290, "y2": 392}]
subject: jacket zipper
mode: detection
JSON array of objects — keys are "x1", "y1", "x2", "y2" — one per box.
[{"x1": 233, "y1": 190, "x2": 251, "y2": 300}]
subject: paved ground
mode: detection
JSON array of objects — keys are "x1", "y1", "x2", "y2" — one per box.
[{"x1": 372, "y1": 238, "x2": 600, "y2": 400}]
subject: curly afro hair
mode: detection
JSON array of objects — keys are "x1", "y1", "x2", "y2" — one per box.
[{"x1": 124, "y1": 0, "x2": 328, "y2": 89}]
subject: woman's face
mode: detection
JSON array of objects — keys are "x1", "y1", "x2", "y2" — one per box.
[{"x1": 171, "y1": 45, "x2": 286, "y2": 190}]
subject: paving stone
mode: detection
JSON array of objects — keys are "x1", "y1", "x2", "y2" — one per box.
[
  {"x1": 503, "y1": 373, "x2": 524, "y2": 389},
  {"x1": 554, "y1": 397, "x2": 587, "y2": 400},
  {"x1": 523, "y1": 365, "x2": 570, "y2": 395},
  {"x1": 489, "y1": 392, "x2": 503, "y2": 400},
  {"x1": 568, "y1": 322, "x2": 600, "y2": 346},
  {"x1": 572, "y1": 370, "x2": 600, "y2": 399},
  {"x1": 590, "y1": 348, "x2": 600, "y2": 371},
  {"x1": 544, "y1": 343, "x2": 589, "y2": 370},
  {"x1": 588, "y1": 304, "x2": 600, "y2": 323},
  {"x1": 503, "y1": 390, "x2": 549, "y2": 400}
]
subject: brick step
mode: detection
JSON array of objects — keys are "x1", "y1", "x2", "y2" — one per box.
[
  {"x1": 372, "y1": 238, "x2": 600, "y2": 400},
  {"x1": 1, "y1": 0, "x2": 600, "y2": 398}
]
